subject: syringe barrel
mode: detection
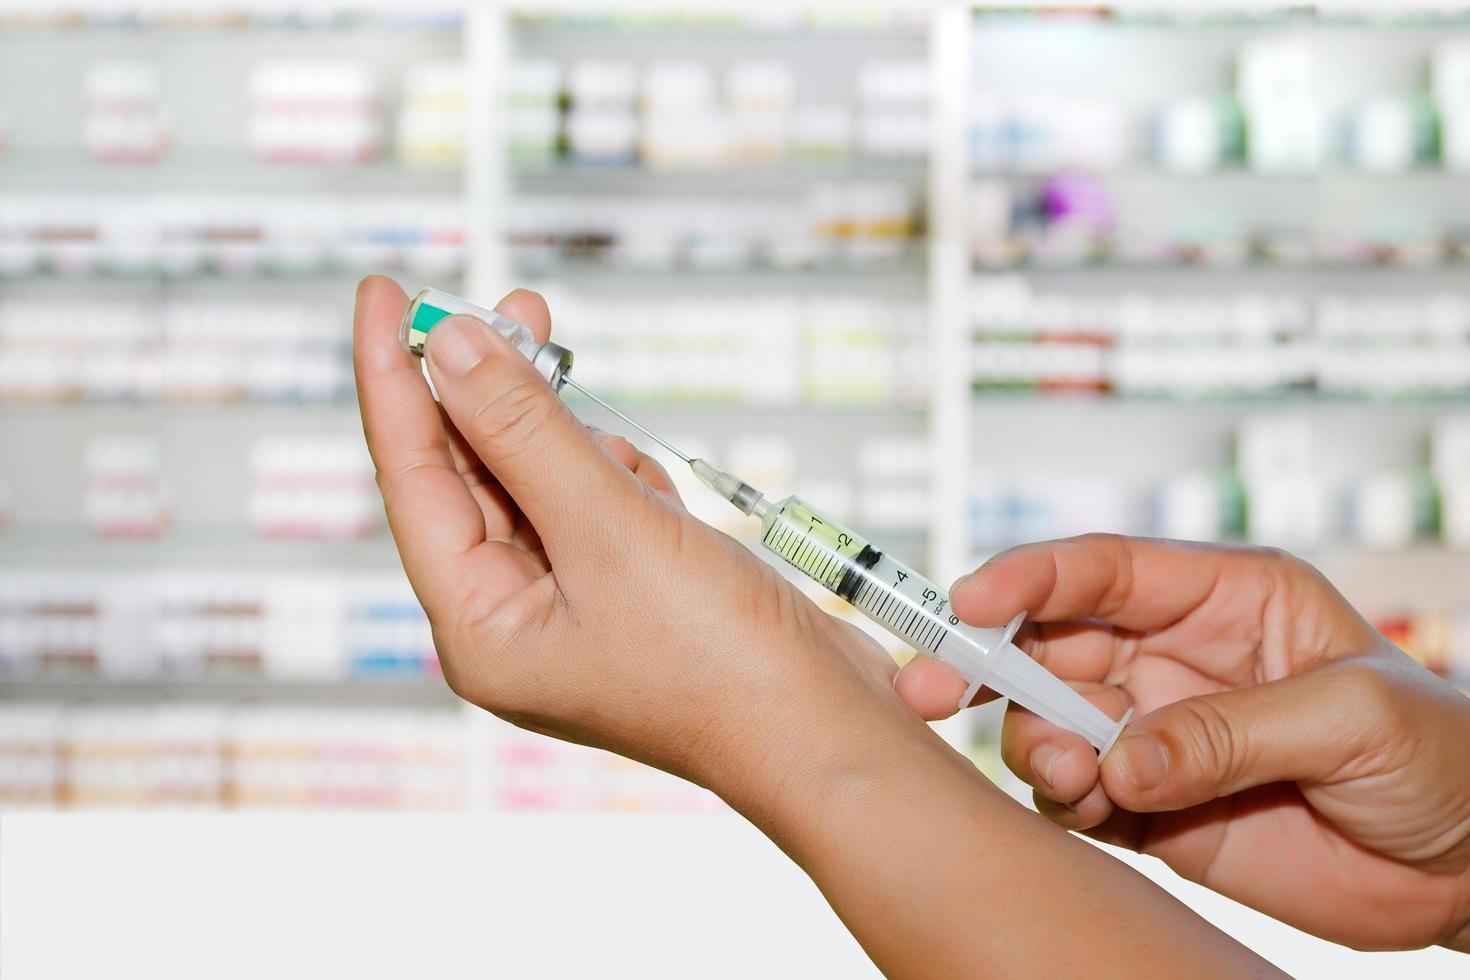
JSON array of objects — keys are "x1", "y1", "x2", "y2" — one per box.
[
  {"x1": 758, "y1": 495, "x2": 991, "y2": 673},
  {"x1": 399, "y1": 287, "x2": 573, "y2": 389},
  {"x1": 758, "y1": 495, "x2": 1125, "y2": 752}
]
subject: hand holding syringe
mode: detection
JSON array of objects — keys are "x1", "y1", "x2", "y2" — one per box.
[{"x1": 402, "y1": 288, "x2": 1130, "y2": 754}]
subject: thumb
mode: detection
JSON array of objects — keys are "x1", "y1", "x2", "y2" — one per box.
[
  {"x1": 1099, "y1": 659, "x2": 1397, "y2": 812},
  {"x1": 423, "y1": 310, "x2": 644, "y2": 559}
]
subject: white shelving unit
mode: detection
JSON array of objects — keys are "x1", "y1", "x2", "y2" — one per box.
[{"x1": 927, "y1": 0, "x2": 975, "y2": 585}]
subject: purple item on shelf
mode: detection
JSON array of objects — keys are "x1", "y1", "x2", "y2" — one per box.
[{"x1": 1039, "y1": 171, "x2": 1115, "y2": 234}]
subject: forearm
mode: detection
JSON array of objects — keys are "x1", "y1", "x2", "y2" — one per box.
[{"x1": 726, "y1": 701, "x2": 1280, "y2": 978}]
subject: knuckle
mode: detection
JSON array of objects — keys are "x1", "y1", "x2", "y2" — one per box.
[
  {"x1": 1328, "y1": 659, "x2": 1400, "y2": 717},
  {"x1": 377, "y1": 445, "x2": 434, "y2": 486},
  {"x1": 1102, "y1": 548, "x2": 1137, "y2": 616},
  {"x1": 606, "y1": 436, "x2": 636, "y2": 463},
  {"x1": 1169, "y1": 696, "x2": 1245, "y2": 787},
  {"x1": 1251, "y1": 544, "x2": 1290, "y2": 563},
  {"x1": 1063, "y1": 531, "x2": 1127, "y2": 566},
  {"x1": 1247, "y1": 545, "x2": 1336, "y2": 605},
  {"x1": 1075, "y1": 531, "x2": 1124, "y2": 547},
  {"x1": 463, "y1": 372, "x2": 556, "y2": 461},
  {"x1": 641, "y1": 458, "x2": 680, "y2": 497},
  {"x1": 1252, "y1": 544, "x2": 1309, "y2": 579},
  {"x1": 373, "y1": 444, "x2": 440, "y2": 506},
  {"x1": 373, "y1": 446, "x2": 441, "y2": 520}
]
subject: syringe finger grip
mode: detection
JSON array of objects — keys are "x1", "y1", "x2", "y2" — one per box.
[{"x1": 957, "y1": 610, "x2": 1026, "y2": 710}]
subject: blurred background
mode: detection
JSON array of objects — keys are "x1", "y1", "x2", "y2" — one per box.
[{"x1": 0, "y1": 1, "x2": 1468, "y2": 976}]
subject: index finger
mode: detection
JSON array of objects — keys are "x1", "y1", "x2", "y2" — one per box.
[
  {"x1": 353, "y1": 275, "x2": 485, "y2": 611},
  {"x1": 952, "y1": 534, "x2": 1249, "y2": 632}
]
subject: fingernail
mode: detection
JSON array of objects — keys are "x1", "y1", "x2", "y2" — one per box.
[
  {"x1": 425, "y1": 317, "x2": 494, "y2": 381},
  {"x1": 1030, "y1": 744, "x2": 1065, "y2": 791},
  {"x1": 1112, "y1": 733, "x2": 1168, "y2": 793}
]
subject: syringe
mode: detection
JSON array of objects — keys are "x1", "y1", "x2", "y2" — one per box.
[
  {"x1": 684, "y1": 457, "x2": 1130, "y2": 754},
  {"x1": 399, "y1": 287, "x2": 1130, "y2": 754}
]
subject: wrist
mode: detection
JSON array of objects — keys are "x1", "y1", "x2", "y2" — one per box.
[{"x1": 708, "y1": 685, "x2": 986, "y2": 854}]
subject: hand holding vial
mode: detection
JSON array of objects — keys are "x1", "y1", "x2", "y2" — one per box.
[{"x1": 353, "y1": 275, "x2": 907, "y2": 801}]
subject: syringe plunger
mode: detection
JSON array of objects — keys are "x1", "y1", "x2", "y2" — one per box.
[{"x1": 979, "y1": 641, "x2": 1132, "y2": 754}]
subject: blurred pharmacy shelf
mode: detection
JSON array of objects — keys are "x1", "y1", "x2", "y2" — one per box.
[
  {"x1": 508, "y1": 15, "x2": 930, "y2": 41},
  {"x1": 0, "y1": 5, "x2": 479, "y2": 800},
  {"x1": 0, "y1": 677, "x2": 457, "y2": 706},
  {"x1": 0, "y1": 150, "x2": 461, "y2": 193},
  {"x1": 0, "y1": 527, "x2": 402, "y2": 568},
  {"x1": 512, "y1": 158, "x2": 926, "y2": 189},
  {"x1": 971, "y1": 262, "x2": 1470, "y2": 277},
  {"x1": 515, "y1": 260, "x2": 928, "y2": 292},
  {"x1": 1, "y1": 1, "x2": 1470, "y2": 814}
]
